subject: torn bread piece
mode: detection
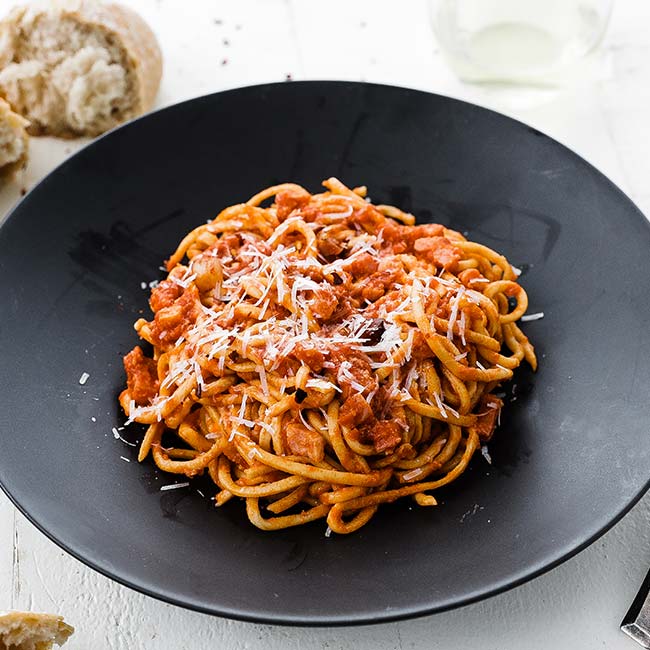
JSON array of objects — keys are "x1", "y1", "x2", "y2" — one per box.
[
  {"x1": 0, "y1": 0, "x2": 162, "y2": 137},
  {"x1": 0, "y1": 97, "x2": 28, "y2": 179},
  {"x1": 0, "y1": 611, "x2": 73, "y2": 650}
]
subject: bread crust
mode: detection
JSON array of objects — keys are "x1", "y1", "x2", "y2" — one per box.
[
  {"x1": 0, "y1": 0, "x2": 162, "y2": 137},
  {"x1": 0, "y1": 96, "x2": 28, "y2": 178},
  {"x1": 0, "y1": 610, "x2": 74, "y2": 649}
]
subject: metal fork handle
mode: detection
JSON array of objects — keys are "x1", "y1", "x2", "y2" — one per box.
[{"x1": 622, "y1": 567, "x2": 650, "y2": 648}]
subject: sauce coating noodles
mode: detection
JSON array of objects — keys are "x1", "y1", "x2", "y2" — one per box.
[{"x1": 120, "y1": 178, "x2": 536, "y2": 534}]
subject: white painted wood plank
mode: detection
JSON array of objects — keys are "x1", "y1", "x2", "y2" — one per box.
[
  {"x1": 141, "y1": 0, "x2": 301, "y2": 107},
  {"x1": 289, "y1": 0, "x2": 459, "y2": 91},
  {"x1": 0, "y1": 491, "x2": 15, "y2": 610}
]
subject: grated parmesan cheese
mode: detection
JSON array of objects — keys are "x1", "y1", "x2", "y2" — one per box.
[
  {"x1": 257, "y1": 365, "x2": 270, "y2": 396},
  {"x1": 520, "y1": 312, "x2": 544, "y2": 322},
  {"x1": 402, "y1": 468, "x2": 423, "y2": 481},
  {"x1": 112, "y1": 427, "x2": 137, "y2": 447},
  {"x1": 338, "y1": 362, "x2": 366, "y2": 394},
  {"x1": 433, "y1": 392, "x2": 448, "y2": 418},
  {"x1": 481, "y1": 445, "x2": 492, "y2": 464},
  {"x1": 298, "y1": 408, "x2": 317, "y2": 432},
  {"x1": 404, "y1": 364, "x2": 418, "y2": 393},
  {"x1": 447, "y1": 286, "x2": 465, "y2": 342},
  {"x1": 459, "y1": 310, "x2": 466, "y2": 347},
  {"x1": 238, "y1": 394, "x2": 248, "y2": 420},
  {"x1": 160, "y1": 482, "x2": 189, "y2": 491}
]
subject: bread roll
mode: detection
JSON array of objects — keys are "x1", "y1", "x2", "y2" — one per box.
[
  {"x1": 0, "y1": 611, "x2": 73, "y2": 650},
  {"x1": 0, "y1": 0, "x2": 162, "y2": 137},
  {"x1": 0, "y1": 96, "x2": 28, "y2": 178}
]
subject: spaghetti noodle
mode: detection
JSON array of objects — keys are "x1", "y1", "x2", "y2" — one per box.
[{"x1": 120, "y1": 178, "x2": 536, "y2": 534}]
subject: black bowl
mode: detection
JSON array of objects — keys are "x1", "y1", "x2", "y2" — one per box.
[{"x1": 0, "y1": 82, "x2": 648, "y2": 625}]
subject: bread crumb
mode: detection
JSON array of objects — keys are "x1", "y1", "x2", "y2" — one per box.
[
  {"x1": 0, "y1": 2, "x2": 162, "y2": 137},
  {"x1": 0, "y1": 611, "x2": 74, "y2": 649},
  {"x1": 0, "y1": 98, "x2": 29, "y2": 178}
]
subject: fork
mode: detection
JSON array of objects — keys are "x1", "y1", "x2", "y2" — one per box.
[{"x1": 622, "y1": 568, "x2": 650, "y2": 647}]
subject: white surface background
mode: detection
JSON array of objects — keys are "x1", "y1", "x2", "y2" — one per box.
[{"x1": 0, "y1": 1, "x2": 649, "y2": 648}]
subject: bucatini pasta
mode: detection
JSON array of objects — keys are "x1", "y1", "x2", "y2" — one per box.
[{"x1": 120, "y1": 178, "x2": 536, "y2": 534}]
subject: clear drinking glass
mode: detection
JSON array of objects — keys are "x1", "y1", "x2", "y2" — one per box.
[{"x1": 431, "y1": 0, "x2": 613, "y2": 88}]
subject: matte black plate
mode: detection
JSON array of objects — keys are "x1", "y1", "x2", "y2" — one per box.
[{"x1": 0, "y1": 82, "x2": 648, "y2": 625}]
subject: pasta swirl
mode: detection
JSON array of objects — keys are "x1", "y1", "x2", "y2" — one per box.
[{"x1": 120, "y1": 178, "x2": 536, "y2": 534}]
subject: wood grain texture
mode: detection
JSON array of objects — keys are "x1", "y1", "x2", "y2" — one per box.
[{"x1": 0, "y1": 0, "x2": 649, "y2": 648}]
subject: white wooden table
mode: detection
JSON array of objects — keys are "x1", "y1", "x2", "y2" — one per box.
[{"x1": 1, "y1": 1, "x2": 649, "y2": 648}]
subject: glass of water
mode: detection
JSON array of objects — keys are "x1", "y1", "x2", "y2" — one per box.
[{"x1": 430, "y1": 0, "x2": 613, "y2": 88}]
